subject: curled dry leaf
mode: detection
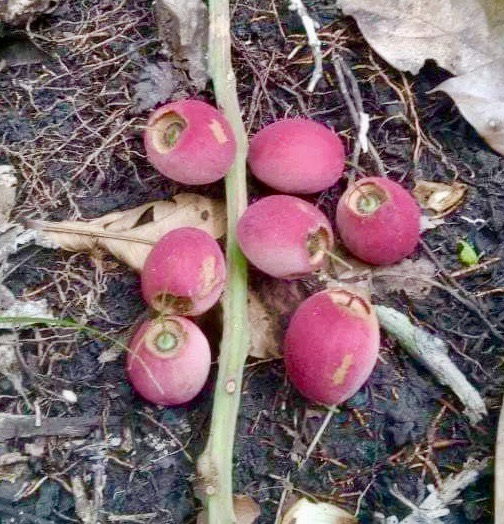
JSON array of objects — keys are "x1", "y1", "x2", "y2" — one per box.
[
  {"x1": 97, "y1": 346, "x2": 123, "y2": 365},
  {"x1": 413, "y1": 180, "x2": 468, "y2": 217},
  {"x1": 338, "y1": 0, "x2": 504, "y2": 75},
  {"x1": 282, "y1": 497, "x2": 357, "y2": 524},
  {"x1": 431, "y1": 59, "x2": 504, "y2": 156},
  {"x1": 29, "y1": 194, "x2": 226, "y2": 272},
  {"x1": 248, "y1": 291, "x2": 282, "y2": 359}
]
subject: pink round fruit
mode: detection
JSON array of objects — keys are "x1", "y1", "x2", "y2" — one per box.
[
  {"x1": 144, "y1": 99, "x2": 236, "y2": 185},
  {"x1": 336, "y1": 177, "x2": 421, "y2": 265},
  {"x1": 126, "y1": 315, "x2": 211, "y2": 406},
  {"x1": 142, "y1": 227, "x2": 226, "y2": 316},
  {"x1": 284, "y1": 288, "x2": 380, "y2": 405},
  {"x1": 247, "y1": 118, "x2": 345, "y2": 193},
  {"x1": 236, "y1": 195, "x2": 334, "y2": 279}
]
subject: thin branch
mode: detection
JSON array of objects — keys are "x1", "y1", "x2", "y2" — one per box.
[
  {"x1": 299, "y1": 405, "x2": 337, "y2": 469},
  {"x1": 376, "y1": 306, "x2": 487, "y2": 425},
  {"x1": 288, "y1": 0, "x2": 323, "y2": 92},
  {"x1": 332, "y1": 54, "x2": 386, "y2": 177}
]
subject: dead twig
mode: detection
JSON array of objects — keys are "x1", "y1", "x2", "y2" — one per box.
[
  {"x1": 299, "y1": 404, "x2": 337, "y2": 469},
  {"x1": 383, "y1": 458, "x2": 489, "y2": 524},
  {"x1": 376, "y1": 305, "x2": 488, "y2": 425},
  {"x1": 449, "y1": 256, "x2": 501, "y2": 278},
  {"x1": 288, "y1": 0, "x2": 323, "y2": 92},
  {"x1": 0, "y1": 414, "x2": 122, "y2": 441},
  {"x1": 331, "y1": 54, "x2": 385, "y2": 177}
]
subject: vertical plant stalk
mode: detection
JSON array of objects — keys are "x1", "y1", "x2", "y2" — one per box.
[{"x1": 196, "y1": 0, "x2": 249, "y2": 522}]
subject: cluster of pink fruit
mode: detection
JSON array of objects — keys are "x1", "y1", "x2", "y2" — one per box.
[{"x1": 127, "y1": 98, "x2": 421, "y2": 408}]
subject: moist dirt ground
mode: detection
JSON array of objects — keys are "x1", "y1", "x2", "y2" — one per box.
[{"x1": 0, "y1": 1, "x2": 503, "y2": 523}]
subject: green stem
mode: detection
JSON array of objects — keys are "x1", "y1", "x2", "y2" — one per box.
[{"x1": 196, "y1": 0, "x2": 249, "y2": 522}]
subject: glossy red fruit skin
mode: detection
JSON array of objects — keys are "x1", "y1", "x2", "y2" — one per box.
[
  {"x1": 141, "y1": 227, "x2": 226, "y2": 316},
  {"x1": 336, "y1": 177, "x2": 421, "y2": 265},
  {"x1": 126, "y1": 316, "x2": 211, "y2": 406},
  {"x1": 236, "y1": 195, "x2": 334, "y2": 279},
  {"x1": 248, "y1": 118, "x2": 345, "y2": 194},
  {"x1": 144, "y1": 99, "x2": 236, "y2": 185},
  {"x1": 284, "y1": 288, "x2": 380, "y2": 405}
]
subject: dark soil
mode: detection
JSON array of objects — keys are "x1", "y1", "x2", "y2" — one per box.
[{"x1": 0, "y1": 0, "x2": 502, "y2": 523}]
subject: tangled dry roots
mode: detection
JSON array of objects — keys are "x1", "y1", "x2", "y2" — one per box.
[{"x1": 0, "y1": 0, "x2": 155, "y2": 219}]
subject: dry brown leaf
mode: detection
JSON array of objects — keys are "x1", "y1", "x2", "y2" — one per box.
[
  {"x1": 234, "y1": 495, "x2": 261, "y2": 524},
  {"x1": 431, "y1": 59, "x2": 504, "y2": 156},
  {"x1": 413, "y1": 180, "x2": 468, "y2": 217},
  {"x1": 338, "y1": 0, "x2": 504, "y2": 75},
  {"x1": 373, "y1": 258, "x2": 437, "y2": 299},
  {"x1": 196, "y1": 495, "x2": 260, "y2": 524},
  {"x1": 131, "y1": 61, "x2": 185, "y2": 114},
  {"x1": 259, "y1": 279, "x2": 304, "y2": 317},
  {"x1": 331, "y1": 252, "x2": 436, "y2": 299},
  {"x1": 29, "y1": 193, "x2": 226, "y2": 272},
  {"x1": 155, "y1": 0, "x2": 208, "y2": 90},
  {"x1": 338, "y1": 0, "x2": 504, "y2": 156},
  {"x1": 248, "y1": 291, "x2": 282, "y2": 359},
  {"x1": 281, "y1": 497, "x2": 357, "y2": 524}
]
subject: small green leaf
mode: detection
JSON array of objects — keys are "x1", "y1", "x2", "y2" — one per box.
[{"x1": 457, "y1": 240, "x2": 480, "y2": 266}]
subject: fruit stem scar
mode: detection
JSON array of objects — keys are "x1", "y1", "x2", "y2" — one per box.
[
  {"x1": 151, "y1": 112, "x2": 187, "y2": 152},
  {"x1": 332, "y1": 353, "x2": 354, "y2": 385},
  {"x1": 349, "y1": 183, "x2": 388, "y2": 215},
  {"x1": 357, "y1": 193, "x2": 380, "y2": 213},
  {"x1": 155, "y1": 331, "x2": 178, "y2": 352},
  {"x1": 164, "y1": 121, "x2": 185, "y2": 147}
]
